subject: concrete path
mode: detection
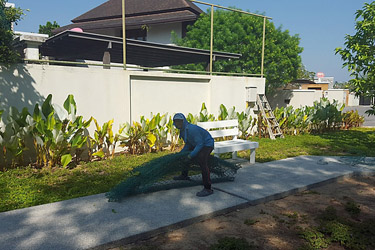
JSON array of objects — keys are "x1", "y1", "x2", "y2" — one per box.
[{"x1": 0, "y1": 156, "x2": 374, "y2": 250}]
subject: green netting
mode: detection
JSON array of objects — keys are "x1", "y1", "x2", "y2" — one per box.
[{"x1": 106, "y1": 152, "x2": 241, "y2": 202}]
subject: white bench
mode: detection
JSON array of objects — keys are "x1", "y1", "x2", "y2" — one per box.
[{"x1": 197, "y1": 119, "x2": 259, "y2": 164}]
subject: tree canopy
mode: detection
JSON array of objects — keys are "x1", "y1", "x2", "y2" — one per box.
[
  {"x1": 0, "y1": 0, "x2": 24, "y2": 67},
  {"x1": 297, "y1": 64, "x2": 315, "y2": 80},
  {"x1": 174, "y1": 9, "x2": 304, "y2": 94},
  {"x1": 336, "y1": 2, "x2": 375, "y2": 115},
  {"x1": 39, "y1": 21, "x2": 59, "y2": 37}
]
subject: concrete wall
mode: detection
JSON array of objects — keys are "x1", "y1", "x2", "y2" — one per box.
[
  {"x1": 270, "y1": 89, "x2": 359, "y2": 109},
  {"x1": 324, "y1": 89, "x2": 347, "y2": 106},
  {"x1": 348, "y1": 93, "x2": 360, "y2": 106},
  {"x1": 269, "y1": 90, "x2": 322, "y2": 109},
  {"x1": 1, "y1": 64, "x2": 265, "y2": 133},
  {"x1": 148, "y1": 23, "x2": 182, "y2": 44}
]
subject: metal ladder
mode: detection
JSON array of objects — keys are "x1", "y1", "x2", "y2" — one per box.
[{"x1": 256, "y1": 94, "x2": 284, "y2": 140}]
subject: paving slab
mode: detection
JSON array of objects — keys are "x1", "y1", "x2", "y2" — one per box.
[
  {"x1": 0, "y1": 156, "x2": 374, "y2": 250},
  {"x1": 213, "y1": 156, "x2": 375, "y2": 202},
  {"x1": 0, "y1": 185, "x2": 246, "y2": 250}
]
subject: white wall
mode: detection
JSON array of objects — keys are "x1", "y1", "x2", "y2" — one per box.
[
  {"x1": 348, "y1": 93, "x2": 360, "y2": 106},
  {"x1": 148, "y1": 23, "x2": 182, "y2": 44},
  {"x1": 270, "y1": 90, "x2": 322, "y2": 109},
  {"x1": 270, "y1": 89, "x2": 360, "y2": 109},
  {"x1": 130, "y1": 74, "x2": 210, "y2": 120},
  {"x1": 210, "y1": 75, "x2": 265, "y2": 115},
  {"x1": 1, "y1": 64, "x2": 265, "y2": 133},
  {"x1": 324, "y1": 89, "x2": 347, "y2": 106}
]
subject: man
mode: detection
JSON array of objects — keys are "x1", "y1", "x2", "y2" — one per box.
[{"x1": 173, "y1": 113, "x2": 215, "y2": 197}]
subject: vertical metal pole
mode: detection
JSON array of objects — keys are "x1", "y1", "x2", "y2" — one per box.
[
  {"x1": 261, "y1": 17, "x2": 266, "y2": 78},
  {"x1": 210, "y1": 4, "x2": 214, "y2": 74},
  {"x1": 122, "y1": 0, "x2": 126, "y2": 69},
  {"x1": 258, "y1": 113, "x2": 262, "y2": 139}
]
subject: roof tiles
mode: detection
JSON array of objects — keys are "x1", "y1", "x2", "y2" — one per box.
[{"x1": 72, "y1": 0, "x2": 202, "y2": 23}]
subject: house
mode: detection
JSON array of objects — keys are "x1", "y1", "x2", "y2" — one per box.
[
  {"x1": 269, "y1": 75, "x2": 360, "y2": 109},
  {"x1": 14, "y1": 0, "x2": 208, "y2": 63},
  {"x1": 54, "y1": 0, "x2": 203, "y2": 45},
  {"x1": 296, "y1": 79, "x2": 329, "y2": 91},
  {"x1": 41, "y1": 0, "x2": 238, "y2": 68}
]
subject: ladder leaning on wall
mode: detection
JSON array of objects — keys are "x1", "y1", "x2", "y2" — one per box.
[{"x1": 256, "y1": 94, "x2": 284, "y2": 140}]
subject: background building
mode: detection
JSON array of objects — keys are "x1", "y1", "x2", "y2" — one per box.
[{"x1": 54, "y1": 0, "x2": 203, "y2": 45}]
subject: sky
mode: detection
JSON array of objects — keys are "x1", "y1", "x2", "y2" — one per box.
[{"x1": 10, "y1": 0, "x2": 370, "y2": 82}]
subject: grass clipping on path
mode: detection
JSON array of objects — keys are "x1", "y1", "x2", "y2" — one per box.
[{"x1": 106, "y1": 152, "x2": 240, "y2": 202}]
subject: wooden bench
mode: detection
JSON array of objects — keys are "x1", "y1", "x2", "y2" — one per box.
[{"x1": 197, "y1": 119, "x2": 259, "y2": 164}]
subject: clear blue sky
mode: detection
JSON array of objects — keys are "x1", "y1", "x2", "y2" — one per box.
[{"x1": 11, "y1": 0, "x2": 370, "y2": 82}]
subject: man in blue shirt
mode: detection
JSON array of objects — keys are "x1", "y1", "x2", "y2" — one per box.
[{"x1": 173, "y1": 113, "x2": 215, "y2": 197}]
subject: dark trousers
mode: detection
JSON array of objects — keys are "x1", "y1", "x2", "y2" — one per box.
[{"x1": 182, "y1": 146, "x2": 214, "y2": 190}]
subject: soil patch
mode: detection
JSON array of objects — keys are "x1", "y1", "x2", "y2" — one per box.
[{"x1": 108, "y1": 175, "x2": 375, "y2": 250}]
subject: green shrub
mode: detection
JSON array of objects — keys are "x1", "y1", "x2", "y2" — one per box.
[
  {"x1": 299, "y1": 228, "x2": 330, "y2": 249},
  {"x1": 342, "y1": 110, "x2": 365, "y2": 129},
  {"x1": 317, "y1": 205, "x2": 338, "y2": 222},
  {"x1": 209, "y1": 237, "x2": 255, "y2": 250},
  {"x1": 345, "y1": 200, "x2": 361, "y2": 216},
  {"x1": 244, "y1": 218, "x2": 259, "y2": 226},
  {"x1": 274, "y1": 98, "x2": 345, "y2": 134},
  {"x1": 321, "y1": 220, "x2": 352, "y2": 245}
]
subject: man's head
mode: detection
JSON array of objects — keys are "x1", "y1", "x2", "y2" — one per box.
[
  {"x1": 173, "y1": 119, "x2": 183, "y2": 129},
  {"x1": 173, "y1": 113, "x2": 185, "y2": 129}
]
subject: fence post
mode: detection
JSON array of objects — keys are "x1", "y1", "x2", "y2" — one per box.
[
  {"x1": 122, "y1": 0, "x2": 127, "y2": 69},
  {"x1": 210, "y1": 4, "x2": 214, "y2": 75},
  {"x1": 261, "y1": 17, "x2": 266, "y2": 78}
]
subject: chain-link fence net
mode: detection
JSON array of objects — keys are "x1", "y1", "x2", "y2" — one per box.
[{"x1": 106, "y1": 152, "x2": 241, "y2": 202}]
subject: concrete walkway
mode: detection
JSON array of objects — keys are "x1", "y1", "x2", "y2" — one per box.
[{"x1": 0, "y1": 156, "x2": 374, "y2": 250}]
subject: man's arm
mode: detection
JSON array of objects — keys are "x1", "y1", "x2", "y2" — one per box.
[{"x1": 188, "y1": 130, "x2": 205, "y2": 158}]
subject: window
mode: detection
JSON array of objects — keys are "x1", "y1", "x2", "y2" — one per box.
[
  {"x1": 308, "y1": 87, "x2": 322, "y2": 90},
  {"x1": 126, "y1": 29, "x2": 147, "y2": 41}
]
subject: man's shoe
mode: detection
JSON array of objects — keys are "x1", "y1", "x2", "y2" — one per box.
[
  {"x1": 196, "y1": 188, "x2": 213, "y2": 197},
  {"x1": 173, "y1": 175, "x2": 191, "y2": 181}
]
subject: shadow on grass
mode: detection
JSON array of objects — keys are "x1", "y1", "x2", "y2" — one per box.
[
  {"x1": 313, "y1": 129, "x2": 375, "y2": 157},
  {"x1": 242, "y1": 128, "x2": 375, "y2": 163}
]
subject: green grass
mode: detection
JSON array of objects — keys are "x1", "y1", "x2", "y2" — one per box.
[
  {"x1": 1, "y1": 128, "x2": 374, "y2": 213},
  {"x1": 0, "y1": 151, "x2": 170, "y2": 212},
  {"x1": 240, "y1": 128, "x2": 375, "y2": 162}
]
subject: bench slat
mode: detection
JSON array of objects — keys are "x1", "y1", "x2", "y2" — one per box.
[
  {"x1": 197, "y1": 119, "x2": 238, "y2": 129},
  {"x1": 209, "y1": 128, "x2": 238, "y2": 138},
  {"x1": 214, "y1": 140, "x2": 259, "y2": 153}
]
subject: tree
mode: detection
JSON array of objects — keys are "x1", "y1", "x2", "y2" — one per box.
[
  {"x1": 333, "y1": 81, "x2": 351, "y2": 90},
  {"x1": 0, "y1": 0, "x2": 24, "y2": 67},
  {"x1": 39, "y1": 21, "x2": 59, "y2": 37},
  {"x1": 297, "y1": 64, "x2": 315, "y2": 80},
  {"x1": 336, "y1": 2, "x2": 375, "y2": 115},
  {"x1": 174, "y1": 9, "x2": 304, "y2": 94}
]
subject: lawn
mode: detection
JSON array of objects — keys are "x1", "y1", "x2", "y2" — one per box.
[{"x1": 1, "y1": 128, "x2": 374, "y2": 213}]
